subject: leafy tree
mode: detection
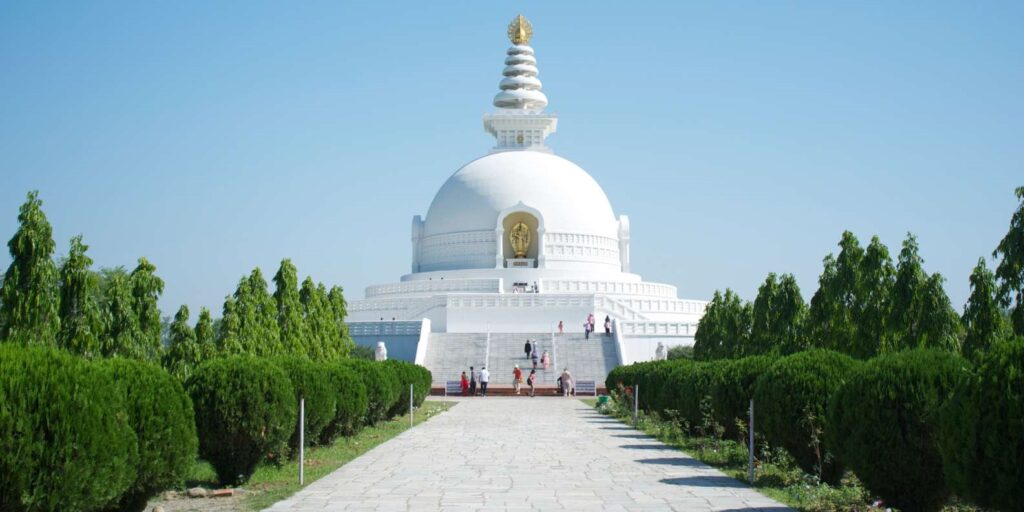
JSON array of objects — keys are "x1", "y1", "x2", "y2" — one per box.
[
  {"x1": 962, "y1": 258, "x2": 1008, "y2": 360},
  {"x1": 327, "y1": 285, "x2": 353, "y2": 357},
  {"x1": 852, "y1": 236, "x2": 895, "y2": 359},
  {"x1": 888, "y1": 234, "x2": 962, "y2": 352},
  {"x1": 216, "y1": 295, "x2": 242, "y2": 354},
  {"x1": 129, "y1": 257, "x2": 165, "y2": 360},
  {"x1": 0, "y1": 191, "x2": 60, "y2": 345},
  {"x1": 234, "y1": 268, "x2": 280, "y2": 356},
  {"x1": 273, "y1": 259, "x2": 307, "y2": 357},
  {"x1": 164, "y1": 305, "x2": 200, "y2": 380},
  {"x1": 993, "y1": 186, "x2": 1024, "y2": 336},
  {"x1": 194, "y1": 306, "x2": 217, "y2": 361},
  {"x1": 749, "y1": 273, "x2": 806, "y2": 356},
  {"x1": 806, "y1": 231, "x2": 862, "y2": 352},
  {"x1": 693, "y1": 289, "x2": 750, "y2": 360},
  {"x1": 56, "y1": 236, "x2": 104, "y2": 357},
  {"x1": 300, "y1": 278, "x2": 330, "y2": 359},
  {"x1": 102, "y1": 272, "x2": 144, "y2": 358}
]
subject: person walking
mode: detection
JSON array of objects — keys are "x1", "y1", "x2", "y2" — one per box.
[
  {"x1": 460, "y1": 371, "x2": 469, "y2": 396},
  {"x1": 469, "y1": 366, "x2": 477, "y2": 397},
  {"x1": 530, "y1": 339, "x2": 538, "y2": 358},
  {"x1": 584, "y1": 321, "x2": 591, "y2": 340},
  {"x1": 558, "y1": 320, "x2": 564, "y2": 334},
  {"x1": 541, "y1": 350, "x2": 550, "y2": 370},
  {"x1": 587, "y1": 313, "x2": 595, "y2": 334},
  {"x1": 513, "y1": 365, "x2": 523, "y2": 395},
  {"x1": 560, "y1": 368, "x2": 573, "y2": 397},
  {"x1": 531, "y1": 349, "x2": 539, "y2": 370},
  {"x1": 524, "y1": 339, "x2": 532, "y2": 359},
  {"x1": 527, "y1": 369, "x2": 537, "y2": 397},
  {"x1": 479, "y1": 366, "x2": 490, "y2": 397},
  {"x1": 604, "y1": 315, "x2": 612, "y2": 336}
]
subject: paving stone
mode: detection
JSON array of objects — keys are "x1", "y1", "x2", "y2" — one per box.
[{"x1": 265, "y1": 399, "x2": 792, "y2": 511}]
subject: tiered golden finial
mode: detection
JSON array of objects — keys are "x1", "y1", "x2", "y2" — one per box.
[{"x1": 507, "y1": 14, "x2": 533, "y2": 45}]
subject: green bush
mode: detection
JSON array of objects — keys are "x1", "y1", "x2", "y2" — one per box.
[
  {"x1": 342, "y1": 359, "x2": 399, "y2": 424},
  {"x1": 828, "y1": 349, "x2": 965, "y2": 511},
  {"x1": 939, "y1": 337, "x2": 1024, "y2": 511},
  {"x1": 711, "y1": 355, "x2": 774, "y2": 440},
  {"x1": 186, "y1": 356, "x2": 296, "y2": 485},
  {"x1": 753, "y1": 349, "x2": 859, "y2": 484},
  {"x1": 99, "y1": 358, "x2": 198, "y2": 512},
  {"x1": 384, "y1": 360, "x2": 433, "y2": 417},
  {"x1": 319, "y1": 362, "x2": 369, "y2": 443},
  {"x1": 663, "y1": 361, "x2": 726, "y2": 432},
  {"x1": 272, "y1": 357, "x2": 336, "y2": 457},
  {"x1": 0, "y1": 345, "x2": 137, "y2": 511}
]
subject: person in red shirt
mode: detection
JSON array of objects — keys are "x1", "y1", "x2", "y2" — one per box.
[
  {"x1": 460, "y1": 371, "x2": 469, "y2": 396},
  {"x1": 513, "y1": 365, "x2": 523, "y2": 395}
]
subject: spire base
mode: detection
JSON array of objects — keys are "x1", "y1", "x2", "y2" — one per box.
[{"x1": 483, "y1": 112, "x2": 557, "y2": 153}]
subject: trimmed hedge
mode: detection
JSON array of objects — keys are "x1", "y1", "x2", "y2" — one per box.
[
  {"x1": 939, "y1": 337, "x2": 1024, "y2": 511},
  {"x1": 711, "y1": 355, "x2": 775, "y2": 440},
  {"x1": 829, "y1": 349, "x2": 965, "y2": 511},
  {"x1": 662, "y1": 361, "x2": 725, "y2": 432},
  {"x1": 99, "y1": 358, "x2": 198, "y2": 512},
  {"x1": 753, "y1": 349, "x2": 859, "y2": 484},
  {"x1": 342, "y1": 359, "x2": 399, "y2": 424},
  {"x1": 187, "y1": 356, "x2": 296, "y2": 485},
  {"x1": 319, "y1": 362, "x2": 369, "y2": 443},
  {"x1": 0, "y1": 345, "x2": 137, "y2": 511},
  {"x1": 384, "y1": 360, "x2": 433, "y2": 417},
  {"x1": 272, "y1": 357, "x2": 337, "y2": 457}
]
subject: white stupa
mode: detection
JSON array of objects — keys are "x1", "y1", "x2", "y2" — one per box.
[{"x1": 349, "y1": 15, "x2": 707, "y2": 381}]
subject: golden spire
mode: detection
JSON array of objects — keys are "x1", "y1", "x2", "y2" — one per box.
[{"x1": 507, "y1": 14, "x2": 533, "y2": 45}]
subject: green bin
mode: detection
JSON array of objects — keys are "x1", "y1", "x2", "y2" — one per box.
[{"x1": 597, "y1": 395, "x2": 610, "y2": 406}]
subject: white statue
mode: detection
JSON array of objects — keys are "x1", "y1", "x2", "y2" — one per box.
[
  {"x1": 375, "y1": 341, "x2": 388, "y2": 361},
  {"x1": 655, "y1": 342, "x2": 667, "y2": 361}
]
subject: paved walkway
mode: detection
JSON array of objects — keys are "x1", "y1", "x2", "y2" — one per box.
[{"x1": 267, "y1": 398, "x2": 791, "y2": 511}]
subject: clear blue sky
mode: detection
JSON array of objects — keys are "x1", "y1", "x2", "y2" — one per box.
[{"x1": 1, "y1": 2, "x2": 1021, "y2": 319}]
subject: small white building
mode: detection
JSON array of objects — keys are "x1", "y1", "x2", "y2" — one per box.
[{"x1": 349, "y1": 15, "x2": 707, "y2": 380}]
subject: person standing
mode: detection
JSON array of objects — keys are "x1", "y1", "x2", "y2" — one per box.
[
  {"x1": 558, "y1": 320, "x2": 564, "y2": 334},
  {"x1": 541, "y1": 350, "x2": 550, "y2": 370},
  {"x1": 527, "y1": 369, "x2": 537, "y2": 397},
  {"x1": 524, "y1": 339, "x2": 532, "y2": 359},
  {"x1": 560, "y1": 368, "x2": 573, "y2": 397},
  {"x1": 513, "y1": 365, "x2": 523, "y2": 395},
  {"x1": 584, "y1": 321, "x2": 591, "y2": 340},
  {"x1": 587, "y1": 313, "x2": 595, "y2": 334},
  {"x1": 469, "y1": 366, "x2": 477, "y2": 397},
  {"x1": 530, "y1": 339, "x2": 538, "y2": 358},
  {"x1": 460, "y1": 371, "x2": 469, "y2": 396},
  {"x1": 531, "y1": 349, "x2": 539, "y2": 370},
  {"x1": 479, "y1": 366, "x2": 490, "y2": 397},
  {"x1": 604, "y1": 315, "x2": 612, "y2": 336}
]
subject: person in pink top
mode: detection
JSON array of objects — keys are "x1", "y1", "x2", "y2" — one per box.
[{"x1": 541, "y1": 350, "x2": 550, "y2": 369}]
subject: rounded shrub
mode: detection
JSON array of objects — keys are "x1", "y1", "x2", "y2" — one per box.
[
  {"x1": 663, "y1": 360, "x2": 726, "y2": 432},
  {"x1": 272, "y1": 357, "x2": 337, "y2": 457},
  {"x1": 186, "y1": 356, "x2": 296, "y2": 485},
  {"x1": 319, "y1": 362, "x2": 369, "y2": 443},
  {"x1": 0, "y1": 345, "x2": 137, "y2": 511},
  {"x1": 711, "y1": 355, "x2": 775, "y2": 440},
  {"x1": 828, "y1": 349, "x2": 965, "y2": 511},
  {"x1": 939, "y1": 337, "x2": 1024, "y2": 511},
  {"x1": 752, "y1": 349, "x2": 859, "y2": 484},
  {"x1": 342, "y1": 359, "x2": 399, "y2": 424},
  {"x1": 384, "y1": 360, "x2": 433, "y2": 417},
  {"x1": 98, "y1": 358, "x2": 198, "y2": 512}
]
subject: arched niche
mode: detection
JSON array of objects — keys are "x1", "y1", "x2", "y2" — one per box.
[{"x1": 501, "y1": 211, "x2": 540, "y2": 264}]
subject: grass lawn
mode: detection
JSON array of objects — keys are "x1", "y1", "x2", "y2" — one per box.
[{"x1": 183, "y1": 400, "x2": 455, "y2": 510}]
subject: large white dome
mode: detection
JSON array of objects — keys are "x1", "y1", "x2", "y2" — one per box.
[{"x1": 423, "y1": 151, "x2": 617, "y2": 238}]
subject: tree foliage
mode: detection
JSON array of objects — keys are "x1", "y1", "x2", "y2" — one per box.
[
  {"x1": 993, "y1": 186, "x2": 1024, "y2": 336},
  {"x1": 852, "y1": 236, "x2": 895, "y2": 359},
  {"x1": 164, "y1": 305, "x2": 200, "y2": 381},
  {"x1": 0, "y1": 191, "x2": 60, "y2": 346},
  {"x1": 102, "y1": 272, "x2": 144, "y2": 358},
  {"x1": 961, "y1": 258, "x2": 1008, "y2": 360},
  {"x1": 128, "y1": 257, "x2": 164, "y2": 361},
  {"x1": 807, "y1": 232, "x2": 862, "y2": 353},
  {"x1": 57, "y1": 235, "x2": 104, "y2": 357},
  {"x1": 328, "y1": 285, "x2": 354, "y2": 357},
  {"x1": 216, "y1": 295, "x2": 242, "y2": 354},
  {"x1": 888, "y1": 234, "x2": 962, "y2": 352},
  {"x1": 234, "y1": 268, "x2": 280, "y2": 356},
  {"x1": 749, "y1": 273, "x2": 806, "y2": 356},
  {"x1": 693, "y1": 289, "x2": 751, "y2": 360},
  {"x1": 273, "y1": 259, "x2": 307, "y2": 357},
  {"x1": 194, "y1": 306, "x2": 217, "y2": 361}
]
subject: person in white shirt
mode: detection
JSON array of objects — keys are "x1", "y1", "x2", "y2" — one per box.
[
  {"x1": 560, "y1": 368, "x2": 573, "y2": 397},
  {"x1": 479, "y1": 366, "x2": 490, "y2": 396}
]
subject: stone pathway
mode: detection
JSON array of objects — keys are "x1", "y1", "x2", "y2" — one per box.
[{"x1": 266, "y1": 398, "x2": 791, "y2": 511}]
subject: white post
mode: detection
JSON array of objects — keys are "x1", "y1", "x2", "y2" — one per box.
[
  {"x1": 409, "y1": 384, "x2": 414, "y2": 428},
  {"x1": 748, "y1": 398, "x2": 755, "y2": 484},
  {"x1": 634, "y1": 384, "x2": 639, "y2": 426},
  {"x1": 299, "y1": 398, "x2": 305, "y2": 486}
]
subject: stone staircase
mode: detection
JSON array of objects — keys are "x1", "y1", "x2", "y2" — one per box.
[{"x1": 424, "y1": 331, "x2": 620, "y2": 388}]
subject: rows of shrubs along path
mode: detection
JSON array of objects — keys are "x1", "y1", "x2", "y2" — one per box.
[{"x1": 267, "y1": 398, "x2": 790, "y2": 511}]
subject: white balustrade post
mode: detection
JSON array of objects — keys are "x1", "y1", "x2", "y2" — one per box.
[
  {"x1": 299, "y1": 398, "x2": 305, "y2": 485},
  {"x1": 409, "y1": 384, "x2": 414, "y2": 428},
  {"x1": 634, "y1": 384, "x2": 639, "y2": 426},
  {"x1": 748, "y1": 398, "x2": 755, "y2": 484}
]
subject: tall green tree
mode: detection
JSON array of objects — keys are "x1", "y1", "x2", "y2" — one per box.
[
  {"x1": 129, "y1": 257, "x2": 164, "y2": 360},
  {"x1": 888, "y1": 233, "x2": 962, "y2": 351},
  {"x1": 0, "y1": 191, "x2": 60, "y2": 345},
  {"x1": 194, "y1": 306, "x2": 217, "y2": 360},
  {"x1": 300, "y1": 277, "x2": 330, "y2": 359},
  {"x1": 102, "y1": 272, "x2": 143, "y2": 358},
  {"x1": 852, "y1": 236, "x2": 895, "y2": 358},
  {"x1": 273, "y1": 259, "x2": 307, "y2": 357},
  {"x1": 961, "y1": 258, "x2": 1008, "y2": 359},
  {"x1": 163, "y1": 305, "x2": 199, "y2": 380},
  {"x1": 56, "y1": 235, "x2": 104, "y2": 357},
  {"x1": 749, "y1": 273, "x2": 807, "y2": 356},
  {"x1": 327, "y1": 285, "x2": 353, "y2": 357},
  {"x1": 806, "y1": 231, "x2": 863, "y2": 352},
  {"x1": 993, "y1": 186, "x2": 1024, "y2": 336},
  {"x1": 216, "y1": 295, "x2": 242, "y2": 354},
  {"x1": 234, "y1": 268, "x2": 280, "y2": 356},
  {"x1": 694, "y1": 289, "x2": 751, "y2": 360}
]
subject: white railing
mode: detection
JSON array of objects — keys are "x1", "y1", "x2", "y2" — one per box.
[
  {"x1": 540, "y1": 279, "x2": 677, "y2": 298},
  {"x1": 348, "y1": 321, "x2": 423, "y2": 337},
  {"x1": 595, "y1": 295, "x2": 648, "y2": 322},
  {"x1": 611, "y1": 298, "x2": 709, "y2": 315},
  {"x1": 617, "y1": 321, "x2": 697, "y2": 336},
  {"x1": 366, "y1": 278, "x2": 502, "y2": 298},
  {"x1": 446, "y1": 294, "x2": 595, "y2": 309}
]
